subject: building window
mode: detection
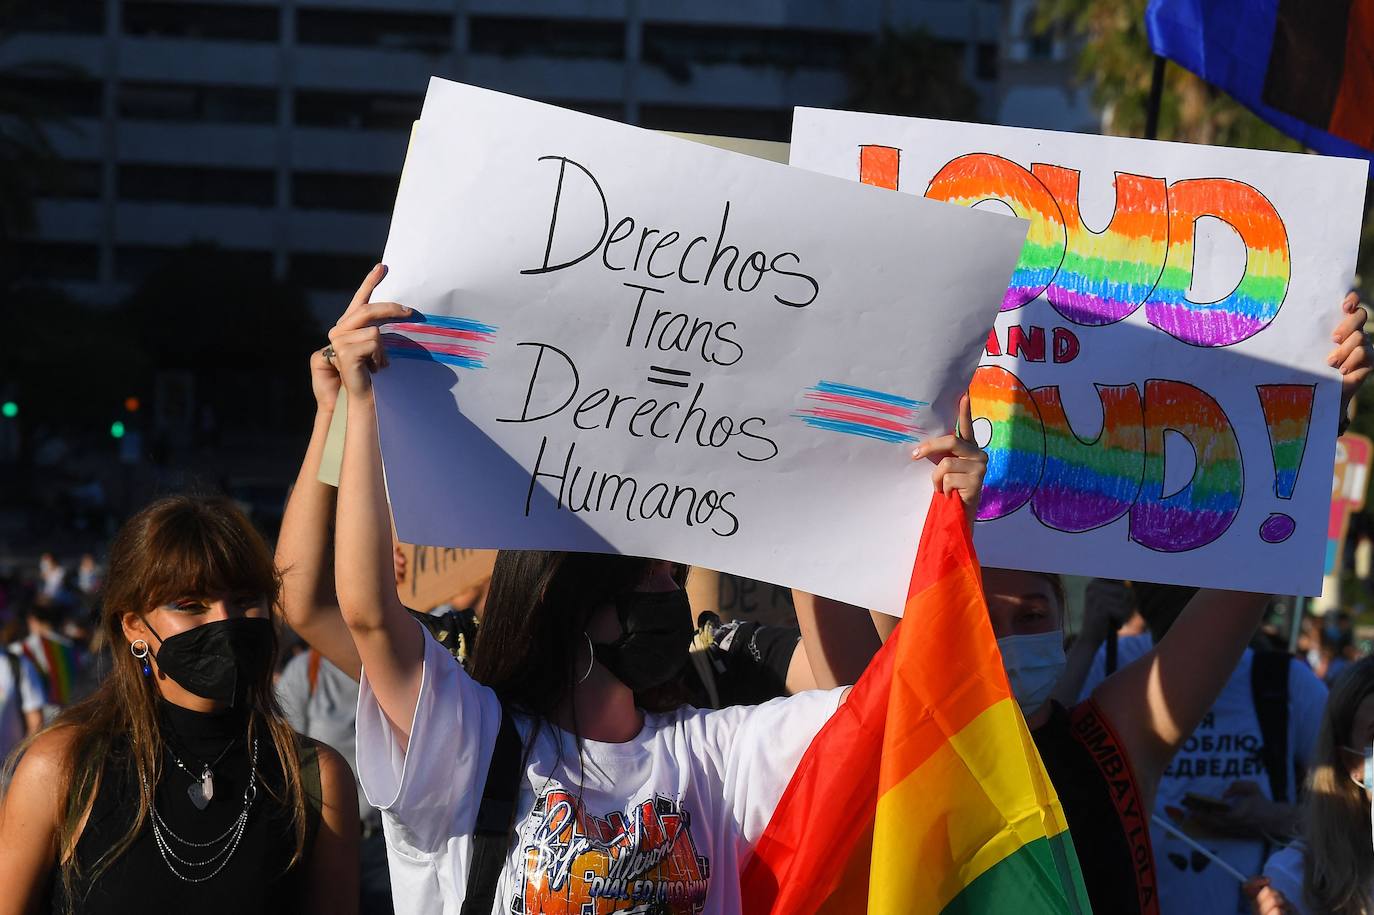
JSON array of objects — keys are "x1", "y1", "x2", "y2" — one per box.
[
  {"x1": 553, "y1": 99, "x2": 624, "y2": 121},
  {"x1": 118, "y1": 81, "x2": 278, "y2": 124},
  {"x1": 119, "y1": 164, "x2": 276, "y2": 206},
  {"x1": 469, "y1": 16, "x2": 623, "y2": 60},
  {"x1": 296, "y1": 8, "x2": 450, "y2": 52},
  {"x1": 11, "y1": 0, "x2": 104, "y2": 35},
  {"x1": 0, "y1": 77, "x2": 103, "y2": 118},
  {"x1": 642, "y1": 24, "x2": 863, "y2": 77},
  {"x1": 115, "y1": 244, "x2": 272, "y2": 285},
  {"x1": 293, "y1": 172, "x2": 398, "y2": 213},
  {"x1": 289, "y1": 252, "x2": 376, "y2": 291},
  {"x1": 639, "y1": 104, "x2": 792, "y2": 142},
  {"x1": 123, "y1": 2, "x2": 279, "y2": 42},
  {"x1": 294, "y1": 90, "x2": 419, "y2": 130},
  {"x1": 10, "y1": 242, "x2": 100, "y2": 283},
  {"x1": 36, "y1": 162, "x2": 103, "y2": 200},
  {"x1": 976, "y1": 42, "x2": 999, "y2": 81}
]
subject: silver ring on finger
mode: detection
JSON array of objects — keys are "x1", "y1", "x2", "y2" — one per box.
[{"x1": 322, "y1": 344, "x2": 336, "y2": 362}]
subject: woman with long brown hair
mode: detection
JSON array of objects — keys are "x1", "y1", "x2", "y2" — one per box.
[
  {"x1": 1250, "y1": 656, "x2": 1374, "y2": 914},
  {"x1": 0, "y1": 495, "x2": 360, "y2": 914}
]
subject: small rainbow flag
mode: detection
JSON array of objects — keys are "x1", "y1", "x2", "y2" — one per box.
[
  {"x1": 24, "y1": 635, "x2": 78, "y2": 705},
  {"x1": 382, "y1": 313, "x2": 498, "y2": 370},
  {"x1": 740, "y1": 492, "x2": 1089, "y2": 915},
  {"x1": 796, "y1": 381, "x2": 926, "y2": 444}
]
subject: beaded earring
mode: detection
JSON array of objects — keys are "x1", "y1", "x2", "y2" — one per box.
[{"x1": 130, "y1": 638, "x2": 152, "y2": 677}]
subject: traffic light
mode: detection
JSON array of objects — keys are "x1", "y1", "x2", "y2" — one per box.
[
  {"x1": 1, "y1": 401, "x2": 15, "y2": 419},
  {"x1": 110, "y1": 421, "x2": 126, "y2": 439}
]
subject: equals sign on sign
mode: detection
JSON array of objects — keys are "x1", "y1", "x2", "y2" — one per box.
[{"x1": 647, "y1": 366, "x2": 692, "y2": 388}]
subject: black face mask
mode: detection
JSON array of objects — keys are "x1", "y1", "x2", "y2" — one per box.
[
  {"x1": 147, "y1": 617, "x2": 275, "y2": 707},
  {"x1": 591, "y1": 589, "x2": 694, "y2": 691}
]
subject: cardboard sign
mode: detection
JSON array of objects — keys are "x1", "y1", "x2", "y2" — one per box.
[
  {"x1": 367, "y1": 80, "x2": 1029, "y2": 613},
  {"x1": 791, "y1": 110, "x2": 1368, "y2": 594},
  {"x1": 1327, "y1": 433, "x2": 1373, "y2": 575},
  {"x1": 396, "y1": 543, "x2": 496, "y2": 612}
]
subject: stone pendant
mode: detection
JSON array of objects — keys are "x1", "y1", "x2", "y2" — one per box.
[{"x1": 187, "y1": 767, "x2": 214, "y2": 810}]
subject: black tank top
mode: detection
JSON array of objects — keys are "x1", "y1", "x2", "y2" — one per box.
[
  {"x1": 1033, "y1": 699, "x2": 1160, "y2": 915},
  {"x1": 50, "y1": 702, "x2": 316, "y2": 914}
]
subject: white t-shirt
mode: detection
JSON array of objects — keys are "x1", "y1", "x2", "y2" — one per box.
[
  {"x1": 0, "y1": 650, "x2": 44, "y2": 761},
  {"x1": 356, "y1": 621, "x2": 844, "y2": 915},
  {"x1": 1081, "y1": 636, "x2": 1328, "y2": 915}
]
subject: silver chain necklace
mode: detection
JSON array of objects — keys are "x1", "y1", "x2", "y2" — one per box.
[
  {"x1": 165, "y1": 736, "x2": 237, "y2": 811},
  {"x1": 143, "y1": 736, "x2": 258, "y2": 883}
]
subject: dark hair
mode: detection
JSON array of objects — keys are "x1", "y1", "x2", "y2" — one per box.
[{"x1": 469, "y1": 550, "x2": 680, "y2": 722}]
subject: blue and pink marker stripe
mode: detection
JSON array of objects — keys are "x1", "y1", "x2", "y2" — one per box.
[
  {"x1": 796, "y1": 381, "x2": 926, "y2": 444},
  {"x1": 383, "y1": 313, "x2": 498, "y2": 370}
]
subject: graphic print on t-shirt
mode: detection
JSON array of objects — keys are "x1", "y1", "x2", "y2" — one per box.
[{"x1": 517, "y1": 787, "x2": 711, "y2": 914}]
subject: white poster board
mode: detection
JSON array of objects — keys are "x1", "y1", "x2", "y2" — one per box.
[
  {"x1": 368, "y1": 79, "x2": 1029, "y2": 612},
  {"x1": 791, "y1": 109, "x2": 1368, "y2": 595}
]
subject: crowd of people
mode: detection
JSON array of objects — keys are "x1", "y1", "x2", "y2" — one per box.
[{"x1": 0, "y1": 269, "x2": 1371, "y2": 915}]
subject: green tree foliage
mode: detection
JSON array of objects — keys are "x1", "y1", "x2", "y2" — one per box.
[{"x1": 1036, "y1": 0, "x2": 1372, "y2": 293}]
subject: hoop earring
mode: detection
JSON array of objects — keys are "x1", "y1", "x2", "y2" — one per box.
[
  {"x1": 578, "y1": 632, "x2": 595, "y2": 684},
  {"x1": 130, "y1": 639, "x2": 151, "y2": 677}
]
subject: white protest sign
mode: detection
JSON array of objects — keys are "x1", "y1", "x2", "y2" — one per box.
[
  {"x1": 367, "y1": 79, "x2": 1028, "y2": 612},
  {"x1": 790, "y1": 109, "x2": 1368, "y2": 595}
]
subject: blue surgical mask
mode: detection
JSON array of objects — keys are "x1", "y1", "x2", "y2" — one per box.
[{"x1": 997, "y1": 631, "x2": 1066, "y2": 717}]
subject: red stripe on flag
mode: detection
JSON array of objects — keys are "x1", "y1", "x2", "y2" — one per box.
[
  {"x1": 740, "y1": 491, "x2": 983, "y2": 915},
  {"x1": 1329, "y1": 0, "x2": 1374, "y2": 149}
]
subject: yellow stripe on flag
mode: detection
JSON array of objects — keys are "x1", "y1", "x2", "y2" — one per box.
[{"x1": 868, "y1": 698, "x2": 1070, "y2": 913}]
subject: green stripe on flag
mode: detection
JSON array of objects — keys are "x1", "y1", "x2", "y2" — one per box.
[{"x1": 942, "y1": 833, "x2": 1090, "y2": 915}]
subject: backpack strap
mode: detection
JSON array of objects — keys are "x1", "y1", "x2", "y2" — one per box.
[
  {"x1": 1250, "y1": 651, "x2": 1292, "y2": 803},
  {"x1": 462, "y1": 710, "x2": 522, "y2": 915},
  {"x1": 1104, "y1": 628, "x2": 1119, "y2": 676},
  {"x1": 307, "y1": 649, "x2": 321, "y2": 699}
]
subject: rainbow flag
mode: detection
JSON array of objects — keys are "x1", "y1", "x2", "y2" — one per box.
[{"x1": 740, "y1": 492, "x2": 1088, "y2": 914}]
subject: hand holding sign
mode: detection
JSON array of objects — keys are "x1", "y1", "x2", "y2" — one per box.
[{"x1": 327, "y1": 264, "x2": 412, "y2": 398}]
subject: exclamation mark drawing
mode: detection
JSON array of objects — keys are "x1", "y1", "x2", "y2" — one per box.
[{"x1": 1256, "y1": 384, "x2": 1316, "y2": 543}]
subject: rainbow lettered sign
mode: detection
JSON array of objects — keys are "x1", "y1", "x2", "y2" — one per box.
[
  {"x1": 367, "y1": 80, "x2": 1029, "y2": 614},
  {"x1": 791, "y1": 111, "x2": 1368, "y2": 595}
]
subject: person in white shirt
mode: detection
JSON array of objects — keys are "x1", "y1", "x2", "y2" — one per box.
[
  {"x1": 325, "y1": 266, "x2": 988, "y2": 915},
  {"x1": 1248, "y1": 656, "x2": 1374, "y2": 915}
]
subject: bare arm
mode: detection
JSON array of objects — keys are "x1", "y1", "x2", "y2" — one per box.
[
  {"x1": 790, "y1": 591, "x2": 881, "y2": 690},
  {"x1": 0, "y1": 730, "x2": 70, "y2": 915},
  {"x1": 331, "y1": 266, "x2": 425, "y2": 749},
  {"x1": 1050, "y1": 578, "x2": 1134, "y2": 708},
  {"x1": 22, "y1": 709, "x2": 41, "y2": 737},
  {"x1": 277, "y1": 372, "x2": 362, "y2": 682},
  {"x1": 1093, "y1": 588, "x2": 1268, "y2": 801},
  {"x1": 306, "y1": 745, "x2": 360, "y2": 915}
]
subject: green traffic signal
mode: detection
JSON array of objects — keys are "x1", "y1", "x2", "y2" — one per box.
[
  {"x1": 110, "y1": 421, "x2": 126, "y2": 439},
  {"x1": 1, "y1": 402, "x2": 16, "y2": 419}
]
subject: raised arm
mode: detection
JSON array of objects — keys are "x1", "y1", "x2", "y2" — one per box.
[
  {"x1": 1090, "y1": 293, "x2": 1370, "y2": 803},
  {"x1": 790, "y1": 591, "x2": 881, "y2": 690},
  {"x1": 276, "y1": 350, "x2": 362, "y2": 681},
  {"x1": 1092, "y1": 588, "x2": 1268, "y2": 799},
  {"x1": 330, "y1": 265, "x2": 425, "y2": 747}
]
